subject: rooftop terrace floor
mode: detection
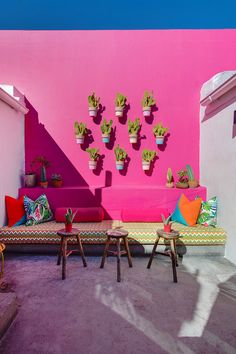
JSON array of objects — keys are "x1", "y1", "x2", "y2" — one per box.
[{"x1": 0, "y1": 255, "x2": 236, "y2": 353}]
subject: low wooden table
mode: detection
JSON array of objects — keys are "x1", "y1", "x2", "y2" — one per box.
[
  {"x1": 147, "y1": 229, "x2": 180, "y2": 283},
  {"x1": 57, "y1": 228, "x2": 87, "y2": 280},
  {"x1": 100, "y1": 229, "x2": 132, "y2": 282}
]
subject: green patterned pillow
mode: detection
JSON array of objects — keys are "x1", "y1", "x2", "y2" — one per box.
[
  {"x1": 24, "y1": 194, "x2": 53, "y2": 226},
  {"x1": 197, "y1": 196, "x2": 217, "y2": 227}
]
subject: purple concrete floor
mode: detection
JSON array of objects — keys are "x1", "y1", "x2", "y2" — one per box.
[{"x1": 0, "y1": 255, "x2": 236, "y2": 354}]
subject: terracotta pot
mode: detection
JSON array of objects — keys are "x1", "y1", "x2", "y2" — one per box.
[
  {"x1": 143, "y1": 106, "x2": 151, "y2": 117},
  {"x1": 24, "y1": 173, "x2": 37, "y2": 187},
  {"x1": 188, "y1": 180, "x2": 199, "y2": 188},
  {"x1": 116, "y1": 161, "x2": 124, "y2": 170},
  {"x1": 164, "y1": 224, "x2": 171, "y2": 233},
  {"x1": 40, "y1": 181, "x2": 48, "y2": 188},
  {"x1": 129, "y1": 134, "x2": 138, "y2": 144},
  {"x1": 89, "y1": 160, "x2": 97, "y2": 170},
  {"x1": 175, "y1": 182, "x2": 189, "y2": 189},
  {"x1": 75, "y1": 134, "x2": 85, "y2": 144},
  {"x1": 166, "y1": 182, "x2": 174, "y2": 188},
  {"x1": 115, "y1": 107, "x2": 124, "y2": 117},
  {"x1": 89, "y1": 107, "x2": 98, "y2": 117},
  {"x1": 51, "y1": 179, "x2": 63, "y2": 188},
  {"x1": 65, "y1": 223, "x2": 72, "y2": 232},
  {"x1": 102, "y1": 134, "x2": 110, "y2": 143},
  {"x1": 156, "y1": 136, "x2": 165, "y2": 145},
  {"x1": 142, "y1": 161, "x2": 150, "y2": 171}
]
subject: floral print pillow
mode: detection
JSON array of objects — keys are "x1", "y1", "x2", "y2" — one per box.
[
  {"x1": 24, "y1": 194, "x2": 53, "y2": 226},
  {"x1": 197, "y1": 196, "x2": 217, "y2": 227}
]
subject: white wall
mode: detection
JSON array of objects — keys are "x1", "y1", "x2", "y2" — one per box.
[
  {"x1": 0, "y1": 98, "x2": 25, "y2": 226},
  {"x1": 200, "y1": 87, "x2": 236, "y2": 265}
]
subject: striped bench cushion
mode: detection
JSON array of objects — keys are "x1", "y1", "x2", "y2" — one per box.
[{"x1": 0, "y1": 220, "x2": 227, "y2": 246}]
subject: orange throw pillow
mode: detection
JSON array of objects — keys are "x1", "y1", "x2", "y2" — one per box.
[{"x1": 171, "y1": 194, "x2": 202, "y2": 226}]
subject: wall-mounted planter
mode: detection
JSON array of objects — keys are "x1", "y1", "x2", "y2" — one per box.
[
  {"x1": 75, "y1": 134, "x2": 85, "y2": 144},
  {"x1": 142, "y1": 106, "x2": 151, "y2": 117},
  {"x1": 89, "y1": 160, "x2": 97, "y2": 170},
  {"x1": 129, "y1": 134, "x2": 138, "y2": 144},
  {"x1": 116, "y1": 161, "x2": 124, "y2": 170},
  {"x1": 102, "y1": 134, "x2": 110, "y2": 143},
  {"x1": 156, "y1": 136, "x2": 165, "y2": 145},
  {"x1": 89, "y1": 107, "x2": 98, "y2": 117},
  {"x1": 115, "y1": 107, "x2": 124, "y2": 117},
  {"x1": 142, "y1": 161, "x2": 150, "y2": 171}
]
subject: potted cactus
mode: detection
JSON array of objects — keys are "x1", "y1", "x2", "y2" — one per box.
[
  {"x1": 161, "y1": 214, "x2": 173, "y2": 233},
  {"x1": 86, "y1": 148, "x2": 100, "y2": 170},
  {"x1": 141, "y1": 91, "x2": 156, "y2": 117},
  {"x1": 88, "y1": 92, "x2": 100, "y2": 117},
  {"x1": 51, "y1": 174, "x2": 63, "y2": 188},
  {"x1": 186, "y1": 164, "x2": 199, "y2": 188},
  {"x1": 64, "y1": 208, "x2": 77, "y2": 232},
  {"x1": 115, "y1": 93, "x2": 127, "y2": 117},
  {"x1": 176, "y1": 169, "x2": 189, "y2": 189},
  {"x1": 114, "y1": 144, "x2": 127, "y2": 170},
  {"x1": 33, "y1": 156, "x2": 50, "y2": 188},
  {"x1": 153, "y1": 123, "x2": 168, "y2": 145},
  {"x1": 166, "y1": 167, "x2": 174, "y2": 188},
  {"x1": 100, "y1": 118, "x2": 113, "y2": 143},
  {"x1": 142, "y1": 149, "x2": 156, "y2": 170},
  {"x1": 74, "y1": 121, "x2": 87, "y2": 144},
  {"x1": 24, "y1": 161, "x2": 37, "y2": 187},
  {"x1": 128, "y1": 118, "x2": 140, "y2": 144}
]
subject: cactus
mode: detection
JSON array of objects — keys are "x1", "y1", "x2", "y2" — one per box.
[
  {"x1": 88, "y1": 92, "x2": 100, "y2": 108},
  {"x1": 128, "y1": 118, "x2": 140, "y2": 135},
  {"x1": 141, "y1": 91, "x2": 156, "y2": 107},
  {"x1": 100, "y1": 118, "x2": 113, "y2": 134},
  {"x1": 186, "y1": 164, "x2": 195, "y2": 181},
  {"x1": 74, "y1": 122, "x2": 87, "y2": 136},
  {"x1": 65, "y1": 208, "x2": 77, "y2": 224},
  {"x1": 153, "y1": 122, "x2": 168, "y2": 137},
  {"x1": 32, "y1": 156, "x2": 50, "y2": 182},
  {"x1": 115, "y1": 93, "x2": 127, "y2": 108},
  {"x1": 114, "y1": 145, "x2": 127, "y2": 161},
  {"x1": 86, "y1": 148, "x2": 99, "y2": 161},
  {"x1": 167, "y1": 168, "x2": 173, "y2": 183},
  {"x1": 40, "y1": 166, "x2": 47, "y2": 183},
  {"x1": 142, "y1": 149, "x2": 157, "y2": 162},
  {"x1": 177, "y1": 169, "x2": 188, "y2": 183},
  {"x1": 161, "y1": 214, "x2": 173, "y2": 225}
]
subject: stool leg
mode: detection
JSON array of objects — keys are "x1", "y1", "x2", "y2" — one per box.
[
  {"x1": 173, "y1": 239, "x2": 178, "y2": 267},
  {"x1": 123, "y1": 237, "x2": 132, "y2": 268},
  {"x1": 117, "y1": 238, "x2": 121, "y2": 282},
  {"x1": 147, "y1": 236, "x2": 160, "y2": 269},
  {"x1": 57, "y1": 237, "x2": 63, "y2": 266},
  {"x1": 62, "y1": 237, "x2": 67, "y2": 280},
  {"x1": 100, "y1": 236, "x2": 110, "y2": 268},
  {"x1": 170, "y1": 239, "x2": 177, "y2": 283},
  {"x1": 76, "y1": 235, "x2": 87, "y2": 267}
]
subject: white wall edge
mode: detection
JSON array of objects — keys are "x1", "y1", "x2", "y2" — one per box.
[{"x1": 0, "y1": 87, "x2": 29, "y2": 114}]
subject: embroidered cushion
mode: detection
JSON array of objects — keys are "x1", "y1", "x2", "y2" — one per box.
[
  {"x1": 24, "y1": 194, "x2": 53, "y2": 226},
  {"x1": 5, "y1": 195, "x2": 27, "y2": 227},
  {"x1": 171, "y1": 194, "x2": 202, "y2": 226},
  {"x1": 197, "y1": 196, "x2": 217, "y2": 227}
]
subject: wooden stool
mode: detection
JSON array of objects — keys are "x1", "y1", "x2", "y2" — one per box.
[
  {"x1": 100, "y1": 229, "x2": 132, "y2": 282},
  {"x1": 0, "y1": 243, "x2": 6, "y2": 289},
  {"x1": 147, "y1": 229, "x2": 180, "y2": 283},
  {"x1": 57, "y1": 228, "x2": 87, "y2": 280}
]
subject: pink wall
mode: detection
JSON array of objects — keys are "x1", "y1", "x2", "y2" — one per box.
[{"x1": 0, "y1": 30, "x2": 236, "y2": 189}]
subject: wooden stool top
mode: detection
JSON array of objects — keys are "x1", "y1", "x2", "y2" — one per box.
[
  {"x1": 57, "y1": 228, "x2": 79, "y2": 237},
  {"x1": 0, "y1": 243, "x2": 5, "y2": 253},
  {"x1": 106, "y1": 228, "x2": 129, "y2": 238},
  {"x1": 156, "y1": 229, "x2": 180, "y2": 240}
]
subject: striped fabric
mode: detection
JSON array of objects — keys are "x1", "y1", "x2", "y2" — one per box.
[{"x1": 0, "y1": 220, "x2": 227, "y2": 246}]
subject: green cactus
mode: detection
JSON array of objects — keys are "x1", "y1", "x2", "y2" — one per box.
[
  {"x1": 65, "y1": 208, "x2": 77, "y2": 224},
  {"x1": 186, "y1": 164, "x2": 195, "y2": 181},
  {"x1": 100, "y1": 118, "x2": 113, "y2": 134},
  {"x1": 32, "y1": 156, "x2": 50, "y2": 182},
  {"x1": 128, "y1": 118, "x2": 141, "y2": 135},
  {"x1": 153, "y1": 122, "x2": 168, "y2": 137},
  {"x1": 40, "y1": 166, "x2": 47, "y2": 183},
  {"x1": 114, "y1": 144, "x2": 127, "y2": 161},
  {"x1": 141, "y1": 91, "x2": 156, "y2": 107},
  {"x1": 74, "y1": 122, "x2": 87, "y2": 135},
  {"x1": 86, "y1": 148, "x2": 99, "y2": 161},
  {"x1": 142, "y1": 149, "x2": 157, "y2": 162},
  {"x1": 161, "y1": 214, "x2": 173, "y2": 225},
  {"x1": 88, "y1": 92, "x2": 100, "y2": 108},
  {"x1": 115, "y1": 93, "x2": 127, "y2": 108},
  {"x1": 167, "y1": 168, "x2": 173, "y2": 183}
]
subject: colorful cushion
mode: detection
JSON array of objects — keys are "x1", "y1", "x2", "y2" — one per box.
[
  {"x1": 121, "y1": 208, "x2": 169, "y2": 222},
  {"x1": 171, "y1": 194, "x2": 202, "y2": 226},
  {"x1": 24, "y1": 194, "x2": 53, "y2": 226},
  {"x1": 5, "y1": 195, "x2": 27, "y2": 227},
  {"x1": 55, "y1": 207, "x2": 104, "y2": 222},
  {"x1": 197, "y1": 196, "x2": 217, "y2": 227}
]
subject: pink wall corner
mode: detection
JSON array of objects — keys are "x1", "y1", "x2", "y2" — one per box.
[{"x1": 0, "y1": 30, "x2": 235, "y2": 192}]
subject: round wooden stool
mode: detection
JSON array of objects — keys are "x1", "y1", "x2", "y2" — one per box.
[
  {"x1": 147, "y1": 229, "x2": 180, "y2": 283},
  {"x1": 0, "y1": 243, "x2": 6, "y2": 289},
  {"x1": 57, "y1": 228, "x2": 87, "y2": 280},
  {"x1": 100, "y1": 229, "x2": 132, "y2": 282}
]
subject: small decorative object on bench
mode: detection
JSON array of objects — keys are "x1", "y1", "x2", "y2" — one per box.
[
  {"x1": 153, "y1": 122, "x2": 168, "y2": 145},
  {"x1": 141, "y1": 90, "x2": 156, "y2": 117},
  {"x1": 24, "y1": 161, "x2": 37, "y2": 187},
  {"x1": 175, "y1": 169, "x2": 189, "y2": 189},
  {"x1": 64, "y1": 208, "x2": 77, "y2": 232},
  {"x1": 128, "y1": 118, "x2": 140, "y2": 144},
  {"x1": 166, "y1": 167, "x2": 174, "y2": 188},
  {"x1": 88, "y1": 92, "x2": 100, "y2": 117},
  {"x1": 51, "y1": 174, "x2": 63, "y2": 188},
  {"x1": 115, "y1": 93, "x2": 127, "y2": 117},
  {"x1": 142, "y1": 149, "x2": 156, "y2": 171},
  {"x1": 74, "y1": 121, "x2": 87, "y2": 144},
  {"x1": 161, "y1": 214, "x2": 173, "y2": 233},
  {"x1": 114, "y1": 144, "x2": 127, "y2": 170},
  {"x1": 186, "y1": 164, "x2": 199, "y2": 188},
  {"x1": 33, "y1": 156, "x2": 50, "y2": 188},
  {"x1": 86, "y1": 147, "x2": 100, "y2": 170},
  {"x1": 100, "y1": 118, "x2": 113, "y2": 143}
]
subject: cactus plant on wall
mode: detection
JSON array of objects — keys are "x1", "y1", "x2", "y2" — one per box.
[
  {"x1": 74, "y1": 122, "x2": 87, "y2": 144},
  {"x1": 100, "y1": 118, "x2": 113, "y2": 143},
  {"x1": 86, "y1": 148, "x2": 100, "y2": 170},
  {"x1": 153, "y1": 122, "x2": 168, "y2": 145},
  {"x1": 114, "y1": 144, "x2": 127, "y2": 170},
  {"x1": 128, "y1": 118, "x2": 140, "y2": 144},
  {"x1": 115, "y1": 93, "x2": 127, "y2": 117},
  {"x1": 141, "y1": 149, "x2": 156, "y2": 170},
  {"x1": 186, "y1": 164, "x2": 199, "y2": 188},
  {"x1": 88, "y1": 92, "x2": 100, "y2": 117},
  {"x1": 141, "y1": 91, "x2": 156, "y2": 117}
]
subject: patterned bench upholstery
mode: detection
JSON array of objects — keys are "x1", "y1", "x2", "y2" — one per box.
[{"x1": 0, "y1": 220, "x2": 227, "y2": 246}]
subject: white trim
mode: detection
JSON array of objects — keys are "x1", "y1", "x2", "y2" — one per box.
[
  {"x1": 0, "y1": 87, "x2": 28, "y2": 114},
  {"x1": 200, "y1": 74, "x2": 236, "y2": 107}
]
